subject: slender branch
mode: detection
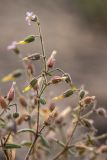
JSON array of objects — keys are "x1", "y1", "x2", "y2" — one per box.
[
  {"x1": 52, "y1": 106, "x2": 81, "y2": 160},
  {"x1": 37, "y1": 21, "x2": 47, "y2": 73}
]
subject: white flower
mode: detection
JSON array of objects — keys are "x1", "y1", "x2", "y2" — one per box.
[
  {"x1": 25, "y1": 11, "x2": 37, "y2": 25},
  {"x1": 7, "y1": 41, "x2": 17, "y2": 50}
]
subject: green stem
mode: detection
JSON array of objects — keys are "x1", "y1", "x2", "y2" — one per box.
[{"x1": 37, "y1": 22, "x2": 47, "y2": 73}]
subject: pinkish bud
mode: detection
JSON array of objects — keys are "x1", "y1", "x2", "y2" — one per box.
[
  {"x1": 19, "y1": 95, "x2": 27, "y2": 108},
  {"x1": 50, "y1": 76, "x2": 62, "y2": 84},
  {"x1": 47, "y1": 50, "x2": 56, "y2": 68},
  {"x1": 7, "y1": 82, "x2": 16, "y2": 102},
  {"x1": 0, "y1": 95, "x2": 7, "y2": 109},
  {"x1": 48, "y1": 103, "x2": 56, "y2": 112},
  {"x1": 27, "y1": 63, "x2": 34, "y2": 75},
  {"x1": 82, "y1": 96, "x2": 96, "y2": 105}
]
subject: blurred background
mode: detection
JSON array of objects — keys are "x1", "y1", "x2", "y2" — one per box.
[{"x1": 0, "y1": 0, "x2": 107, "y2": 136}]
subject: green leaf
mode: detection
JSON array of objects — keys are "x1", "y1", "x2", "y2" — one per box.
[
  {"x1": 47, "y1": 72, "x2": 52, "y2": 76},
  {"x1": 40, "y1": 135, "x2": 50, "y2": 148},
  {"x1": 0, "y1": 122, "x2": 6, "y2": 128},
  {"x1": 21, "y1": 141, "x2": 32, "y2": 147},
  {"x1": 17, "y1": 128, "x2": 35, "y2": 135},
  {"x1": 5, "y1": 143, "x2": 21, "y2": 149}
]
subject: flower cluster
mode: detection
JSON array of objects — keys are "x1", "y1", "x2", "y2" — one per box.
[{"x1": 0, "y1": 11, "x2": 107, "y2": 160}]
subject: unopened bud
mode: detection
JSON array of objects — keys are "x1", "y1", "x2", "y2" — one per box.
[
  {"x1": 47, "y1": 50, "x2": 56, "y2": 68},
  {"x1": 96, "y1": 108, "x2": 107, "y2": 117},
  {"x1": 49, "y1": 76, "x2": 63, "y2": 84},
  {"x1": 63, "y1": 89, "x2": 74, "y2": 98},
  {"x1": 97, "y1": 145, "x2": 107, "y2": 153},
  {"x1": 30, "y1": 78, "x2": 38, "y2": 89},
  {"x1": 18, "y1": 35, "x2": 35, "y2": 44},
  {"x1": 27, "y1": 63, "x2": 34, "y2": 75},
  {"x1": 82, "y1": 118, "x2": 94, "y2": 128},
  {"x1": 44, "y1": 111, "x2": 57, "y2": 126},
  {"x1": 62, "y1": 73, "x2": 72, "y2": 84},
  {"x1": 82, "y1": 96, "x2": 96, "y2": 105},
  {"x1": 0, "y1": 95, "x2": 7, "y2": 109},
  {"x1": 48, "y1": 103, "x2": 55, "y2": 112},
  {"x1": 19, "y1": 96, "x2": 27, "y2": 108},
  {"x1": 13, "y1": 112, "x2": 19, "y2": 118},
  {"x1": 39, "y1": 97, "x2": 46, "y2": 105},
  {"x1": 16, "y1": 112, "x2": 30, "y2": 125},
  {"x1": 12, "y1": 69, "x2": 23, "y2": 78},
  {"x1": 7, "y1": 82, "x2": 16, "y2": 102},
  {"x1": 23, "y1": 53, "x2": 41, "y2": 61},
  {"x1": 79, "y1": 90, "x2": 85, "y2": 100}
]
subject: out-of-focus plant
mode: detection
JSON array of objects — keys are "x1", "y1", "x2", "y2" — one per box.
[{"x1": 0, "y1": 11, "x2": 107, "y2": 160}]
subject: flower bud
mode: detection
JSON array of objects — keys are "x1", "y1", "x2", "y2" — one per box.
[
  {"x1": 49, "y1": 76, "x2": 63, "y2": 84},
  {"x1": 19, "y1": 96, "x2": 27, "y2": 108},
  {"x1": 39, "y1": 97, "x2": 46, "y2": 105},
  {"x1": 7, "y1": 41, "x2": 20, "y2": 54},
  {"x1": 63, "y1": 89, "x2": 74, "y2": 98},
  {"x1": 18, "y1": 35, "x2": 35, "y2": 44},
  {"x1": 79, "y1": 86, "x2": 88, "y2": 100},
  {"x1": 97, "y1": 145, "x2": 107, "y2": 153},
  {"x1": 44, "y1": 111, "x2": 57, "y2": 126},
  {"x1": 13, "y1": 112, "x2": 19, "y2": 118},
  {"x1": 62, "y1": 73, "x2": 72, "y2": 84},
  {"x1": 16, "y1": 112, "x2": 30, "y2": 125},
  {"x1": 12, "y1": 69, "x2": 23, "y2": 78},
  {"x1": 48, "y1": 103, "x2": 55, "y2": 112},
  {"x1": 27, "y1": 63, "x2": 34, "y2": 75},
  {"x1": 30, "y1": 78, "x2": 38, "y2": 88},
  {"x1": 23, "y1": 53, "x2": 41, "y2": 61},
  {"x1": 7, "y1": 82, "x2": 16, "y2": 102},
  {"x1": 0, "y1": 95, "x2": 7, "y2": 109},
  {"x1": 82, "y1": 96, "x2": 96, "y2": 105},
  {"x1": 95, "y1": 107, "x2": 107, "y2": 117},
  {"x1": 2, "y1": 69, "x2": 23, "y2": 82},
  {"x1": 82, "y1": 118, "x2": 94, "y2": 128},
  {"x1": 47, "y1": 50, "x2": 56, "y2": 68}
]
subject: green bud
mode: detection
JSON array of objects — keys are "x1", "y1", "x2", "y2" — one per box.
[
  {"x1": 12, "y1": 69, "x2": 23, "y2": 78},
  {"x1": 13, "y1": 48, "x2": 20, "y2": 54},
  {"x1": 39, "y1": 97, "x2": 46, "y2": 105},
  {"x1": 13, "y1": 112, "x2": 19, "y2": 118},
  {"x1": 63, "y1": 89, "x2": 74, "y2": 98},
  {"x1": 23, "y1": 53, "x2": 41, "y2": 61},
  {"x1": 24, "y1": 35, "x2": 35, "y2": 43},
  {"x1": 79, "y1": 90, "x2": 85, "y2": 100},
  {"x1": 30, "y1": 78, "x2": 37, "y2": 88}
]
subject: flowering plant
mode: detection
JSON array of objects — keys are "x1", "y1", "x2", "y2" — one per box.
[{"x1": 0, "y1": 12, "x2": 107, "y2": 160}]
